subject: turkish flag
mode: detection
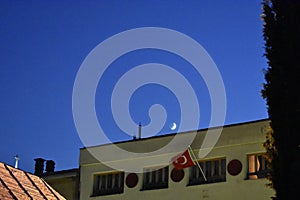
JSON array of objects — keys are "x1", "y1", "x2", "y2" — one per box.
[{"x1": 171, "y1": 149, "x2": 195, "y2": 170}]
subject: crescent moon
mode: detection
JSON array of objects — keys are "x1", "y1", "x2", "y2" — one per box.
[{"x1": 170, "y1": 122, "x2": 177, "y2": 130}]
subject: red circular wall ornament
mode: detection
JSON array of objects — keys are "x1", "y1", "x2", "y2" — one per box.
[
  {"x1": 126, "y1": 173, "x2": 138, "y2": 188},
  {"x1": 171, "y1": 168, "x2": 184, "y2": 182},
  {"x1": 227, "y1": 159, "x2": 243, "y2": 176}
]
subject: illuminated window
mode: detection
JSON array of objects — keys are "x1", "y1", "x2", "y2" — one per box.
[
  {"x1": 247, "y1": 154, "x2": 269, "y2": 180},
  {"x1": 188, "y1": 158, "x2": 226, "y2": 185},
  {"x1": 142, "y1": 166, "x2": 168, "y2": 190},
  {"x1": 92, "y1": 171, "x2": 124, "y2": 196}
]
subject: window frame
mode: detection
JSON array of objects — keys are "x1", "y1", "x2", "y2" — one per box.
[
  {"x1": 141, "y1": 166, "x2": 169, "y2": 190},
  {"x1": 92, "y1": 171, "x2": 125, "y2": 196},
  {"x1": 188, "y1": 157, "x2": 226, "y2": 186},
  {"x1": 247, "y1": 153, "x2": 269, "y2": 180}
]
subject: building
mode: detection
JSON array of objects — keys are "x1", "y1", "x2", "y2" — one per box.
[
  {"x1": 0, "y1": 161, "x2": 66, "y2": 199},
  {"x1": 79, "y1": 119, "x2": 275, "y2": 200},
  {"x1": 32, "y1": 158, "x2": 80, "y2": 200},
  {"x1": 42, "y1": 168, "x2": 80, "y2": 200}
]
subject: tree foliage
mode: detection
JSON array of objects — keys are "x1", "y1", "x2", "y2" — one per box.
[{"x1": 262, "y1": 0, "x2": 300, "y2": 199}]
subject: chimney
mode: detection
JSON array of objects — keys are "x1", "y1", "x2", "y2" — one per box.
[
  {"x1": 133, "y1": 132, "x2": 137, "y2": 140},
  {"x1": 45, "y1": 160, "x2": 55, "y2": 173},
  {"x1": 34, "y1": 158, "x2": 45, "y2": 176}
]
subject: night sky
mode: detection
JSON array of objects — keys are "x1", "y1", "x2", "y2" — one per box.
[{"x1": 0, "y1": 0, "x2": 267, "y2": 172}]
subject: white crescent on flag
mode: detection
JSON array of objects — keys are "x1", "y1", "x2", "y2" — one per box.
[
  {"x1": 171, "y1": 147, "x2": 207, "y2": 181},
  {"x1": 171, "y1": 149, "x2": 195, "y2": 170},
  {"x1": 174, "y1": 155, "x2": 188, "y2": 165}
]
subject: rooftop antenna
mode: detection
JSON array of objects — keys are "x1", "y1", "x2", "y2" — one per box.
[
  {"x1": 14, "y1": 155, "x2": 20, "y2": 169},
  {"x1": 138, "y1": 123, "x2": 142, "y2": 139}
]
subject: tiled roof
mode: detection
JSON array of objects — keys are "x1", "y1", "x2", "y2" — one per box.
[{"x1": 0, "y1": 162, "x2": 66, "y2": 200}]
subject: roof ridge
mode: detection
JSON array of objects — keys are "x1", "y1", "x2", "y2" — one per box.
[
  {"x1": 24, "y1": 171, "x2": 48, "y2": 200},
  {"x1": 81, "y1": 118, "x2": 270, "y2": 149},
  {"x1": 0, "y1": 176, "x2": 17, "y2": 200},
  {"x1": 4, "y1": 164, "x2": 33, "y2": 200}
]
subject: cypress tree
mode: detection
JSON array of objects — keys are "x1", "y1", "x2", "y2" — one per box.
[{"x1": 262, "y1": 0, "x2": 300, "y2": 199}]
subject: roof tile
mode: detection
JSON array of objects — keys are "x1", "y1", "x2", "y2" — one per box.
[{"x1": 0, "y1": 162, "x2": 66, "y2": 200}]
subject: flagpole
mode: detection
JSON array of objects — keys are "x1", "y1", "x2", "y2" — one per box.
[{"x1": 188, "y1": 146, "x2": 207, "y2": 181}]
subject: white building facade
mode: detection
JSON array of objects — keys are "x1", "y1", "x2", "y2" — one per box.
[{"x1": 79, "y1": 119, "x2": 275, "y2": 200}]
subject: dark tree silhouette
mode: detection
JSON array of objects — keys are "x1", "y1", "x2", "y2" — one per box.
[{"x1": 261, "y1": 0, "x2": 300, "y2": 199}]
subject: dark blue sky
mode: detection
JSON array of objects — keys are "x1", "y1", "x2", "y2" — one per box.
[{"x1": 0, "y1": 0, "x2": 267, "y2": 172}]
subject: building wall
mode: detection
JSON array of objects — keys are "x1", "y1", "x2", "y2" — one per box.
[
  {"x1": 43, "y1": 170, "x2": 79, "y2": 200},
  {"x1": 80, "y1": 119, "x2": 275, "y2": 200}
]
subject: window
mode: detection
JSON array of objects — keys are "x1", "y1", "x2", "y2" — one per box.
[
  {"x1": 92, "y1": 171, "x2": 124, "y2": 196},
  {"x1": 189, "y1": 158, "x2": 226, "y2": 185},
  {"x1": 247, "y1": 154, "x2": 269, "y2": 179},
  {"x1": 142, "y1": 166, "x2": 169, "y2": 190}
]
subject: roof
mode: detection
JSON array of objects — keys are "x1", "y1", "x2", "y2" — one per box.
[
  {"x1": 42, "y1": 168, "x2": 79, "y2": 180},
  {"x1": 80, "y1": 118, "x2": 269, "y2": 150},
  {"x1": 0, "y1": 162, "x2": 66, "y2": 200}
]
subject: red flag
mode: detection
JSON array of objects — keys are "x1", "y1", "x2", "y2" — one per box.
[{"x1": 171, "y1": 149, "x2": 195, "y2": 170}]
